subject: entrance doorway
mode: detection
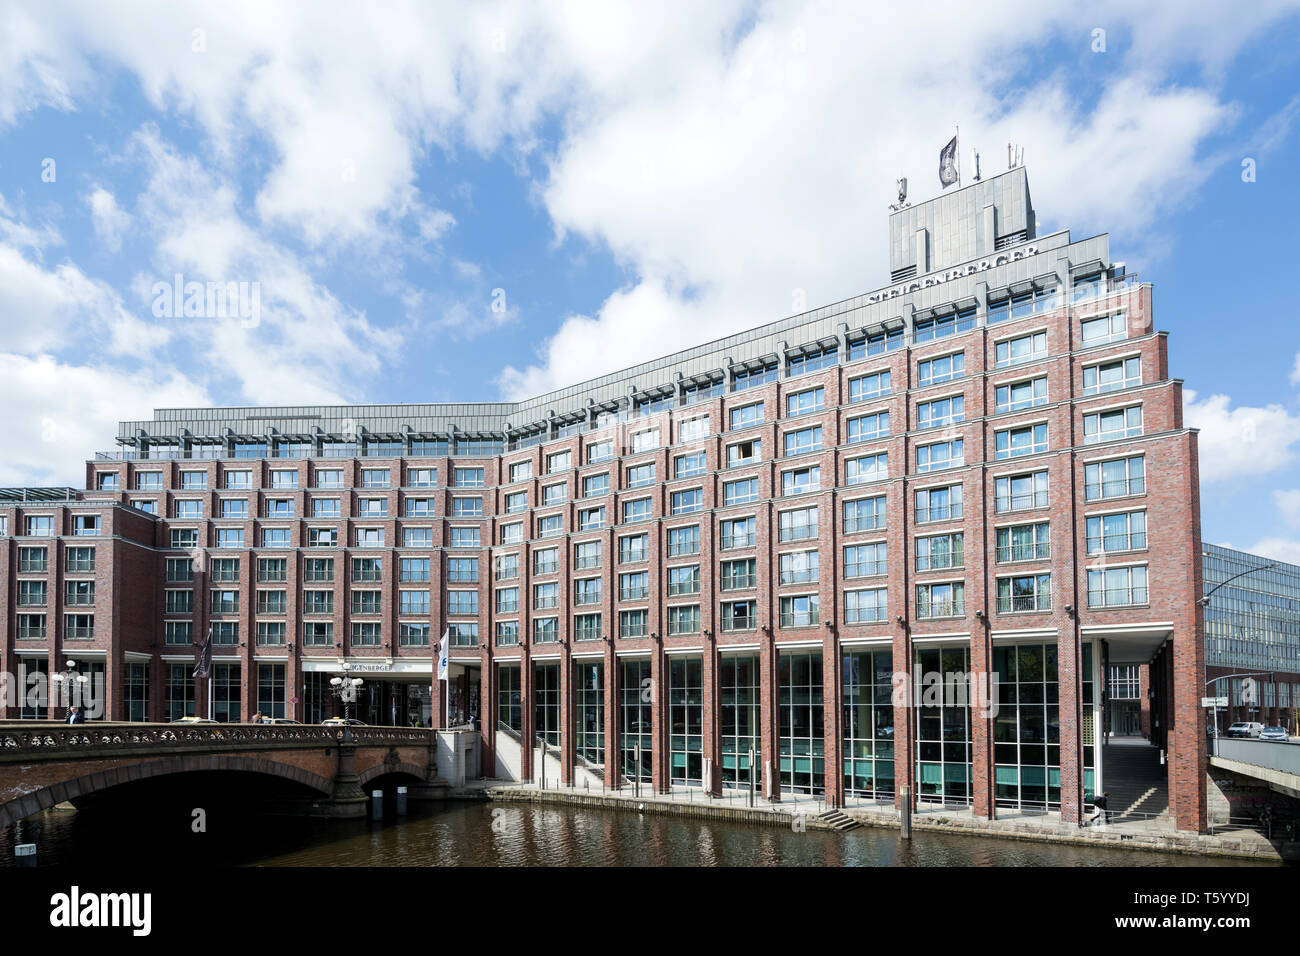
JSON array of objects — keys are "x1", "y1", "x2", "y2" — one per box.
[{"x1": 1109, "y1": 700, "x2": 1141, "y2": 737}]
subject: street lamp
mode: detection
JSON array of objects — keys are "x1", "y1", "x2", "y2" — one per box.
[
  {"x1": 51, "y1": 659, "x2": 89, "y2": 720},
  {"x1": 329, "y1": 665, "x2": 364, "y2": 725}
]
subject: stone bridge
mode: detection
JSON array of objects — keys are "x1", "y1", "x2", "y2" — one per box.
[{"x1": 0, "y1": 722, "x2": 447, "y2": 827}]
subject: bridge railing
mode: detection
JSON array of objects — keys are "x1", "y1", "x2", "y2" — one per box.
[
  {"x1": 1211, "y1": 737, "x2": 1300, "y2": 776},
  {"x1": 0, "y1": 722, "x2": 433, "y2": 757}
]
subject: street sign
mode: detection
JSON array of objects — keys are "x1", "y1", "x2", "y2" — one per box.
[{"x1": 1201, "y1": 696, "x2": 1229, "y2": 708}]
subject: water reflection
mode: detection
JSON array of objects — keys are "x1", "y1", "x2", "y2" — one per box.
[{"x1": 0, "y1": 801, "x2": 1276, "y2": 868}]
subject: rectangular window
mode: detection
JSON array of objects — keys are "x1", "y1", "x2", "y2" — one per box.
[
  {"x1": 733, "y1": 363, "x2": 778, "y2": 392},
  {"x1": 995, "y1": 470, "x2": 1048, "y2": 513},
  {"x1": 619, "y1": 570, "x2": 649, "y2": 600},
  {"x1": 258, "y1": 557, "x2": 287, "y2": 582},
  {"x1": 727, "y1": 438, "x2": 761, "y2": 468},
  {"x1": 788, "y1": 345, "x2": 837, "y2": 377},
  {"x1": 781, "y1": 466, "x2": 820, "y2": 496},
  {"x1": 619, "y1": 609, "x2": 649, "y2": 638},
  {"x1": 778, "y1": 550, "x2": 818, "y2": 585},
  {"x1": 496, "y1": 587, "x2": 520, "y2": 614},
  {"x1": 995, "y1": 331, "x2": 1048, "y2": 368},
  {"x1": 546, "y1": 450, "x2": 572, "y2": 474},
  {"x1": 270, "y1": 470, "x2": 298, "y2": 489},
  {"x1": 846, "y1": 453, "x2": 887, "y2": 485},
  {"x1": 495, "y1": 621, "x2": 519, "y2": 647},
  {"x1": 996, "y1": 522, "x2": 1051, "y2": 562},
  {"x1": 314, "y1": 469, "x2": 344, "y2": 488},
  {"x1": 533, "y1": 617, "x2": 559, "y2": 644},
  {"x1": 500, "y1": 522, "x2": 524, "y2": 545},
  {"x1": 848, "y1": 370, "x2": 890, "y2": 403},
  {"x1": 400, "y1": 622, "x2": 430, "y2": 647},
  {"x1": 1082, "y1": 356, "x2": 1141, "y2": 395},
  {"x1": 311, "y1": 498, "x2": 340, "y2": 518},
  {"x1": 844, "y1": 542, "x2": 886, "y2": 579},
  {"x1": 261, "y1": 528, "x2": 290, "y2": 548},
  {"x1": 995, "y1": 376, "x2": 1048, "y2": 413},
  {"x1": 306, "y1": 557, "x2": 336, "y2": 582},
  {"x1": 302, "y1": 621, "x2": 333, "y2": 646},
  {"x1": 19, "y1": 547, "x2": 47, "y2": 573},
  {"x1": 721, "y1": 516, "x2": 756, "y2": 549},
  {"x1": 351, "y1": 622, "x2": 382, "y2": 646},
  {"x1": 574, "y1": 541, "x2": 602, "y2": 570},
  {"x1": 355, "y1": 527, "x2": 385, "y2": 547},
  {"x1": 917, "y1": 582, "x2": 964, "y2": 619},
  {"x1": 405, "y1": 497, "x2": 434, "y2": 517},
  {"x1": 303, "y1": 591, "x2": 334, "y2": 615},
  {"x1": 779, "y1": 594, "x2": 819, "y2": 628},
  {"x1": 916, "y1": 439, "x2": 963, "y2": 472},
  {"x1": 678, "y1": 416, "x2": 710, "y2": 443},
  {"x1": 630, "y1": 428, "x2": 660, "y2": 453},
  {"x1": 778, "y1": 507, "x2": 817, "y2": 543},
  {"x1": 667, "y1": 604, "x2": 701, "y2": 635},
  {"x1": 626, "y1": 463, "x2": 656, "y2": 488},
  {"x1": 587, "y1": 440, "x2": 614, "y2": 464},
  {"x1": 916, "y1": 532, "x2": 964, "y2": 571},
  {"x1": 216, "y1": 528, "x2": 244, "y2": 549},
  {"x1": 1083, "y1": 405, "x2": 1143, "y2": 444},
  {"x1": 96, "y1": 472, "x2": 119, "y2": 490},
  {"x1": 578, "y1": 506, "x2": 605, "y2": 530},
  {"x1": 404, "y1": 527, "x2": 432, "y2": 547},
  {"x1": 220, "y1": 498, "x2": 249, "y2": 518},
  {"x1": 786, "y1": 387, "x2": 825, "y2": 416},
  {"x1": 446, "y1": 590, "x2": 476, "y2": 616},
  {"x1": 843, "y1": 496, "x2": 887, "y2": 533},
  {"x1": 494, "y1": 553, "x2": 519, "y2": 581},
  {"x1": 533, "y1": 548, "x2": 559, "y2": 575},
  {"x1": 667, "y1": 565, "x2": 700, "y2": 596},
  {"x1": 846, "y1": 411, "x2": 889, "y2": 444},
  {"x1": 917, "y1": 396, "x2": 964, "y2": 430},
  {"x1": 995, "y1": 423, "x2": 1048, "y2": 459},
  {"x1": 407, "y1": 468, "x2": 437, "y2": 488},
  {"x1": 845, "y1": 588, "x2": 887, "y2": 624},
  {"x1": 1085, "y1": 510, "x2": 1147, "y2": 554},
  {"x1": 729, "y1": 403, "x2": 764, "y2": 430},
  {"x1": 1084, "y1": 455, "x2": 1145, "y2": 501},
  {"x1": 667, "y1": 525, "x2": 701, "y2": 557},
  {"x1": 582, "y1": 473, "x2": 610, "y2": 497},
  {"x1": 720, "y1": 558, "x2": 756, "y2": 590},
  {"x1": 674, "y1": 452, "x2": 706, "y2": 479},
  {"x1": 622, "y1": 497, "x2": 652, "y2": 523},
  {"x1": 541, "y1": 483, "x2": 567, "y2": 506},
  {"x1": 256, "y1": 590, "x2": 286, "y2": 615},
  {"x1": 1081, "y1": 312, "x2": 1129, "y2": 347},
  {"x1": 723, "y1": 477, "x2": 759, "y2": 505},
  {"x1": 450, "y1": 527, "x2": 480, "y2": 548},
  {"x1": 509, "y1": 460, "x2": 533, "y2": 483},
  {"x1": 224, "y1": 470, "x2": 251, "y2": 489},
  {"x1": 671, "y1": 488, "x2": 704, "y2": 515},
  {"x1": 1087, "y1": 565, "x2": 1148, "y2": 607},
  {"x1": 25, "y1": 515, "x2": 54, "y2": 536},
  {"x1": 135, "y1": 472, "x2": 163, "y2": 490},
  {"x1": 918, "y1": 352, "x2": 963, "y2": 387},
  {"x1": 721, "y1": 600, "x2": 756, "y2": 631},
  {"x1": 174, "y1": 500, "x2": 203, "y2": 519},
  {"x1": 65, "y1": 547, "x2": 95, "y2": 573},
  {"x1": 915, "y1": 484, "x2": 962, "y2": 523},
  {"x1": 455, "y1": 467, "x2": 486, "y2": 487},
  {"x1": 537, "y1": 514, "x2": 563, "y2": 538},
  {"x1": 619, "y1": 533, "x2": 649, "y2": 563},
  {"x1": 574, "y1": 613, "x2": 602, "y2": 642}
]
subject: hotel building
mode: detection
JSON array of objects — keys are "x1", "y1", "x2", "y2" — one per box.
[{"x1": 0, "y1": 166, "x2": 1210, "y2": 830}]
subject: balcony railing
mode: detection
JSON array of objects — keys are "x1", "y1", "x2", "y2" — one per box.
[
  {"x1": 1085, "y1": 478, "x2": 1145, "y2": 500},
  {"x1": 780, "y1": 610, "x2": 819, "y2": 628},
  {"x1": 720, "y1": 533, "x2": 756, "y2": 549},
  {"x1": 64, "y1": 626, "x2": 95, "y2": 640},
  {"x1": 619, "y1": 586, "x2": 649, "y2": 601},
  {"x1": 778, "y1": 525, "x2": 818, "y2": 543},
  {"x1": 720, "y1": 574, "x2": 756, "y2": 590},
  {"x1": 996, "y1": 542, "x2": 1051, "y2": 562},
  {"x1": 915, "y1": 505, "x2": 962, "y2": 523},
  {"x1": 1086, "y1": 532, "x2": 1146, "y2": 554},
  {"x1": 721, "y1": 615, "x2": 756, "y2": 632},
  {"x1": 1088, "y1": 587, "x2": 1149, "y2": 608},
  {"x1": 995, "y1": 492, "x2": 1047, "y2": 513},
  {"x1": 997, "y1": 594, "x2": 1052, "y2": 613}
]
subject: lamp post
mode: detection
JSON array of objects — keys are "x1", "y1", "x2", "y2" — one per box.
[
  {"x1": 329, "y1": 664, "x2": 364, "y2": 740},
  {"x1": 51, "y1": 659, "x2": 88, "y2": 721}
]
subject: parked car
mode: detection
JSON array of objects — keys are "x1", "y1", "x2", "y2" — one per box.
[
  {"x1": 1259, "y1": 726, "x2": 1290, "y2": 741},
  {"x1": 169, "y1": 716, "x2": 217, "y2": 724},
  {"x1": 1226, "y1": 721, "x2": 1264, "y2": 738},
  {"x1": 261, "y1": 717, "x2": 302, "y2": 725},
  {"x1": 321, "y1": 717, "x2": 365, "y2": 726}
]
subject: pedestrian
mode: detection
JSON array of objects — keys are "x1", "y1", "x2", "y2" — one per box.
[
  {"x1": 1089, "y1": 791, "x2": 1109, "y2": 825},
  {"x1": 1261, "y1": 805, "x2": 1274, "y2": 840},
  {"x1": 250, "y1": 711, "x2": 263, "y2": 724},
  {"x1": 65, "y1": 706, "x2": 84, "y2": 725}
]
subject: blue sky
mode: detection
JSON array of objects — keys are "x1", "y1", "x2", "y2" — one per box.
[{"x1": 2, "y1": 0, "x2": 1300, "y2": 560}]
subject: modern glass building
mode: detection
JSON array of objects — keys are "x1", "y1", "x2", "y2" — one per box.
[
  {"x1": 1203, "y1": 543, "x2": 1300, "y2": 731},
  {"x1": 0, "y1": 165, "x2": 1211, "y2": 831}
]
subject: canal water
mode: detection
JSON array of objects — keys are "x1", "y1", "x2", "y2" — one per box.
[{"x1": 0, "y1": 801, "x2": 1278, "y2": 867}]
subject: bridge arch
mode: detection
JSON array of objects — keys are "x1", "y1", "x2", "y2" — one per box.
[
  {"x1": 0, "y1": 754, "x2": 333, "y2": 829},
  {"x1": 357, "y1": 762, "x2": 429, "y2": 788}
]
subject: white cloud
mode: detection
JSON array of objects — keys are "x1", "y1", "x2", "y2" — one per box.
[
  {"x1": 0, "y1": 353, "x2": 208, "y2": 486},
  {"x1": 1183, "y1": 389, "x2": 1300, "y2": 483},
  {"x1": 1275, "y1": 489, "x2": 1300, "y2": 528},
  {"x1": 86, "y1": 187, "x2": 130, "y2": 252},
  {"x1": 1237, "y1": 537, "x2": 1300, "y2": 567}
]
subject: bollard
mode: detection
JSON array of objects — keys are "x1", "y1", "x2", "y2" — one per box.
[
  {"x1": 396, "y1": 786, "x2": 408, "y2": 816},
  {"x1": 15, "y1": 844, "x2": 36, "y2": 867},
  {"x1": 900, "y1": 785, "x2": 912, "y2": 839},
  {"x1": 371, "y1": 790, "x2": 383, "y2": 821}
]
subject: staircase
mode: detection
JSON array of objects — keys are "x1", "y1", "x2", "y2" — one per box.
[
  {"x1": 1101, "y1": 739, "x2": 1169, "y2": 823},
  {"x1": 818, "y1": 808, "x2": 861, "y2": 831}
]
